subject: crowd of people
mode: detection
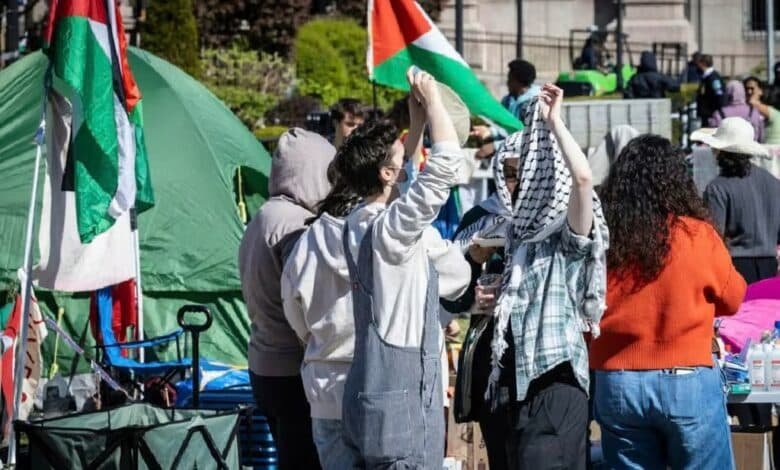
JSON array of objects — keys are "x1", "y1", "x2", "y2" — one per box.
[
  {"x1": 624, "y1": 50, "x2": 780, "y2": 147},
  {"x1": 238, "y1": 57, "x2": 780, "y2": 470}
]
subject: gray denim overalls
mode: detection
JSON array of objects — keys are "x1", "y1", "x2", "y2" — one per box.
[{"x1": 341, "y1": 223, "x2": 444, "y2": 469}]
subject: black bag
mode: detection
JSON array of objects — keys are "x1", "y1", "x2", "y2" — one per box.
[{"x1": 453, "y1": 315, "x2": 492, "y2": 423}]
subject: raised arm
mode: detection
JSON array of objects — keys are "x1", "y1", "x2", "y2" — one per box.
[
  {"x1": 749, "y1": 94, "x2": 773, "y2": 119},
  {"x1": 375, "y1": 69, "x2": 462, "y2": 260},
  {"x1": 540, "y1": 84, "x2": 594, "y2": 236},
  {"x1": 404, "y1": 94, "x2": 426, "y2": 162}
]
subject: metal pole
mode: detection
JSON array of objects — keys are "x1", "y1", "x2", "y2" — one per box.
[
  {"x1": 131, "y1": 208, "x2": 144, "y2": 362},
  {"x1": 616, "y1": 0, "x2": 624, "y2": 91},
  {"x1": 768, "y1": 0, "x2": 775, "y2": 84},
  {"x1": 192, "y1": 330, "x2": 200, "y2": 408},
  {"x1": 7, "y1": 120, "x2": 45, "y2": 465},
  {"x1": 516, "y1": 0, "x2": 523, "y2": 59},
  {"x1": 455, "y1": 0, "x2": 464, "y2": 55},
  {"x1": 697, "y1": 0, "x2": 703, "y2": 52}
]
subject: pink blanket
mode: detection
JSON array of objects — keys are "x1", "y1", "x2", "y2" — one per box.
[
  {"x1": 744, "y1": 277, "x2": 780, "y2": 301},
  {"x1": 719, "y1": 298, "x2": 780, "y2": 353}
]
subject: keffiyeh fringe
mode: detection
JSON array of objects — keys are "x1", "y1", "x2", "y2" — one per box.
[{"x1": 485, "y1": 98, "x2": 609, "y2": 408}]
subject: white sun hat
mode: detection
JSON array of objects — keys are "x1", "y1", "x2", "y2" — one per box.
[{"x1": 690, "y1": 117, "x2": 769, "y2": 157}]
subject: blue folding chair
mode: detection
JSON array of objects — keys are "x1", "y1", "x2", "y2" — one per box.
[{"x1": 93, "y1": 287, "x2": 215, "y2": 397}]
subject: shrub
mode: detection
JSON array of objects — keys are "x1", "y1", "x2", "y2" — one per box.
[
  {"x1": 294, "y1": 17, "x2": 403, "y2": 108},
  {"x1": 331, "y1": 0, "x2": 443, "y2": 24},
  {"x1": 254, "y1": 126, "x2": 289, "y2": 153},
  {"x1": 196, "y1": 0, "x2": 312, "y2": 57},
  {"x1": 201, "y1": 46, "x2": 295, "y2": 130},
  {"x1": 253, "y1": 0, "x2": 312, "y2": 56},
  {"x1": 142, "y1": 0, "x2": 202, "y2": 77},
  {"x1": 207, "y1": 85, "x2": 278, "y2": 130},
  {"x1": 254, "y1": 126, "x2": 289, "y2": 141}
]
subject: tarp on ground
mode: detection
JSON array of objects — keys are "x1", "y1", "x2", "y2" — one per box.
[{"x1": 0, "y1": 48, "x2": 271, "y2": 367}]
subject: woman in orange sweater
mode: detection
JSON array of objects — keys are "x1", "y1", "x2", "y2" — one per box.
[{"x1": 591, "y1": 134, "x2": 746, "y2": 469}]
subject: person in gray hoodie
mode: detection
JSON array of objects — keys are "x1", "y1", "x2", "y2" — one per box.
[{"x1": 238, "y1": 128, "x2": 334, "y2": 470}]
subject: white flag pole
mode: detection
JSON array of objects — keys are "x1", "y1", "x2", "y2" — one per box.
[
  {"x1": 7, "y1": 120, "x2": 46, "y2": 466},
  {"x1": 131, "y1": 208, "x2": 144, "y2": 363}
]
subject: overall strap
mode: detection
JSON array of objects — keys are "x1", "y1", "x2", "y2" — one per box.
[
  {"x1": 342, "y1": 223, "x2": 358, "y2": 280},
  {"x1": 420, "y1": 260, "x2": 441, "y2": 355},
  {"x1": 341, "y1": 222, "x2": 375, "y2": 295}
]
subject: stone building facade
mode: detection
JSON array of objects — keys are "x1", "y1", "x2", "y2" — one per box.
[{"x1": 439, "y1": 0, "x2": 776, "y2": 96}]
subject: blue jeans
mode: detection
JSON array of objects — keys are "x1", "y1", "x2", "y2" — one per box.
[
  {"x1": 594, "y1": 365, "x2": 734, "y2": 470},
  {"x1": 312, "y1": 418, "x2": 358, "y2": 470}
]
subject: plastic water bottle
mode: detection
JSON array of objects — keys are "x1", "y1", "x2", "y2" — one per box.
[
  {"x1": 749, "y1": 343, "x2": 768, "y2": 391},
  {"x1": 769, "y1": 343, "x2": 780, "y2": 391}
]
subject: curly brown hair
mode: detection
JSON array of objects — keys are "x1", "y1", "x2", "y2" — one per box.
[{"x1": 599, "y1": 134, "x2": 711, "y2": 284}]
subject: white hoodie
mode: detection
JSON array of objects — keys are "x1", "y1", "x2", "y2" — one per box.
[
  {"x1": 345, "y1": 141, "x2": 470, "y2": 348},
  {"x1": 282, "y1": 213, "x2": 353, "y2": 420},
  {"x1": 283, "y1": 142, "x2": 470, "y2": 419}
]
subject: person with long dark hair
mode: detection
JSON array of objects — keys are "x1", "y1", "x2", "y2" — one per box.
[
  {"x1": 280, "y1": 95, "x2": 426, "y2": 470},
  {"x1": 591, "y1": 134, "x2": 746, "y2": 469}
]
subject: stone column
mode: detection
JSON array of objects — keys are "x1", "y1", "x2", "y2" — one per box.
[
  {"x1": 621, "y1": 0, "x2": 697, "y2": 55},
  {"x1": 440, "y1": 0, "x2": 487, "y2": 68},
  {"x1": 440, "y1": 1, "x2": 517, "y2": 96}
]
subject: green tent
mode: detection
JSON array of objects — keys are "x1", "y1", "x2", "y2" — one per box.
[{"x1": 0, "y1": 48, "x2": 270, "y2": 369}]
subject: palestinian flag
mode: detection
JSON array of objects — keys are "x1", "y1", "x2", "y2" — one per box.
[
  {"x1": 1, "y1": 290, "x2": 47, "y2": 429},
  {"x1": 368, "y1": 0, "x2": 522, "y2": 132},
  {"x1": 44, "y1": 0, "x2": 154, "y2": 243}
]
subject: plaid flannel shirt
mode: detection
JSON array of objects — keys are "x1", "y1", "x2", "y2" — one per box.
[{"x1": 507, "y1": 223, "x2": 594, "y2": 401}]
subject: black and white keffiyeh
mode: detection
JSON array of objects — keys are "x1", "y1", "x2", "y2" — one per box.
[
  {"x1": 452, "y1": 142, "x2": 515, "y2": 251},
  {"x1": 485, "y1": 97, "x2": 610, "y2": 405},
  {"x1": 496, "y1": 98, "x2": 572, "y2": 241}
]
